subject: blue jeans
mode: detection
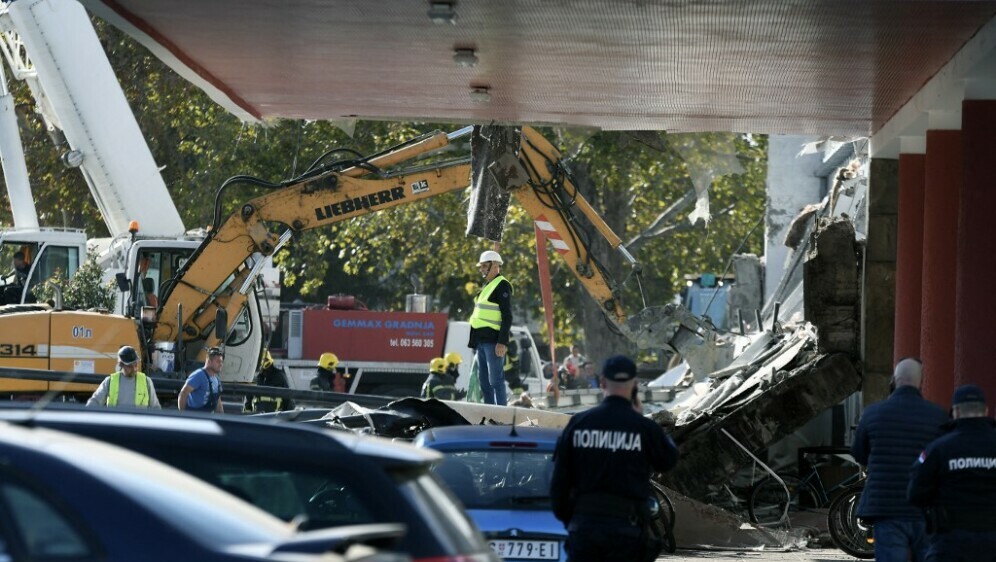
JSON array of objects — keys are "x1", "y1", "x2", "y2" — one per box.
[
  {"x1": 476, "y1": 343, "x2": 507, "y2": 406},
  {"x1": 873, "y1": 518, "x2": 929, "y2": 562}
]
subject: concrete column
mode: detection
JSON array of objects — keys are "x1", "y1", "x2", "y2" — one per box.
[
  {"x1": 920, "y1": 118, "x2": 961, "y2": 408},
  {"x1": 894, "y1": 145, "x2": 926, "y2": 363},
  {"x1": 862, "y1": 158, "x2": 898, "y2": 405},
  {"x1": 955, "y1": 98, "x2": 996, "y2": 409}
]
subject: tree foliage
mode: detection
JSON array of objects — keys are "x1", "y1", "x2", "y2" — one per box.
[
  {"x1": 33, "y1": 252, "x2": 116, "y2": 311},
  {"x1": 0, "y1": 19, "x2": 767, "y2": 368}
]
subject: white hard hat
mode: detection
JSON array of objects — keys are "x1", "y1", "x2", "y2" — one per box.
[{"x1": 478, "y1": 250, "x2": 503, "y2": 265}]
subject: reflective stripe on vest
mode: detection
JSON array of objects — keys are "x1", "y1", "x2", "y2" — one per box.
[
  {"x1": 469, "y1": 275, "x2": 508, "y2": 330},
  {"x1": 107, "y1": 372, "x2": 150, "y2": 407}
]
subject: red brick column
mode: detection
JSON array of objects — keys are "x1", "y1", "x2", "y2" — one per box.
[
  {"x1": 894, "y1": 153, "x2": 926, "y2": 363},
  {"x1": 920, "y1": 129, "x2": 961, "y2": 407},
  {"x1": 955, "y1": 99, "x2": 996, "y2": 409}
]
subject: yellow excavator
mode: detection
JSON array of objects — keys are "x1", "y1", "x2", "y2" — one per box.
[{"x1": 0, "y1": 125, "x2": 724, "y2": 396}]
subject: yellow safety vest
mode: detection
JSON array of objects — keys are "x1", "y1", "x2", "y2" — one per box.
[
  {"x1": 107, "y1": 372, "x2": 150, "y2": 407},
  {"x1": 469, "y1": 275, "x2": 509, "y2": 330}
]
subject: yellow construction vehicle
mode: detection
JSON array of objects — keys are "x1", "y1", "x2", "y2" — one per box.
[{"x1": 0, "y1": 124, "x2": 723, "y2": 397}]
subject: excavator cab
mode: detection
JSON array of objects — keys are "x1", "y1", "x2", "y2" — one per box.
[{"x1": 0, "y1": 234, "x2": 85, "y2": 306}]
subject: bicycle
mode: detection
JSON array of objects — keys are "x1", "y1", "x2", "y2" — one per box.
[
  {"x1": 747, "y1": 447, "x2": 864, "y2": 526},
  {"x1": 650, "y1": 480, "x2": 677, "y2": 554},
  {"x1": 827, "y1": 484, "x2": 874, "y2": 559}
]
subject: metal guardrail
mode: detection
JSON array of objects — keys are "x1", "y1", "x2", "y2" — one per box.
[{"x1": 0, "y1": 367, "x2": 396, "y2": 409}]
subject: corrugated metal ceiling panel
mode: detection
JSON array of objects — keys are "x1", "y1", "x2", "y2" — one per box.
[{"x1": 82, "y1": 0, "x2": 996, "y2": 135}]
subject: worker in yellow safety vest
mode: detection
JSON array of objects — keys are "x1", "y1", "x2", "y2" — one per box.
[
  {"x1": 87, "y1": 345, "x2": 161, "y2": 408},
  {"x1": 468, "y1": 250, "x2": 513, "y2": 406}
]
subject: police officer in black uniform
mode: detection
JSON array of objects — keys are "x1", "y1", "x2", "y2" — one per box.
[
  {"x1": 909, "y1": 384, "x2": 996, "y2": 561},
  {"x1": 550, "y1": 355, "x2": 679, "y2": 562}
]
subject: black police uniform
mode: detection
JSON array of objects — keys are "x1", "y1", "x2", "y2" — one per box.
[
  {"x1": 550, "y1": 394, "x2": 678, "y2": 562},
  {"x1": 909, "y1": 416, "x2": 996, "y2": 561}
]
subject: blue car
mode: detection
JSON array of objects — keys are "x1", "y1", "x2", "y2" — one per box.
[{"x1": 414, "y1": 425, "x2": 567, "y2": 562}]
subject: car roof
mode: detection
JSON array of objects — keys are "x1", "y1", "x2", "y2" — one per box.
[
  {"x1": 0, "y1": 403, "x2": 440, "y2": 465},
  {"x1": 414, "y1": 424, "x2": 562, "y2": 449},
  {"x1": 0, "y1": 421, "x2": 290, "y2": 536}
]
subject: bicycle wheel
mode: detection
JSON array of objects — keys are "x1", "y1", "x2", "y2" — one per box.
[
  {"x1": 827, "y1": 486, "x2": 874, "y2": 559},
  {"x1": 747, "y1": 473, "x2": 820, "y2": 526},
  {"x1": 651, "y1": 481, "x2": 677, "y2": 553}
]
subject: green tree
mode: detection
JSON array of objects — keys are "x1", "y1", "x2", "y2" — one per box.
[{"x1": 33, "y1": 252, "x2": 116, "y2": 311}]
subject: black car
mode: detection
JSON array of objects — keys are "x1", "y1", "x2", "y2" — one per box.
[
  {"x1": 0, "y1": 421, "x2": 408, "y2": 562},
  {"x1": 0, "y1": 404, "x2": 497, "y2": 562}
]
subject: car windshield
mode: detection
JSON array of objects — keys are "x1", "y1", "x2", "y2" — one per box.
[
  {"x1": 393, "y1": 468, "x2": 486, "y2": 554},
  {"x1": 435, "y1": 450, "x2": 554, "y2": 511}
]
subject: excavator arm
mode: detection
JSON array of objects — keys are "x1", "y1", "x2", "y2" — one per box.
[
  {"x1": 154, "y1": 125, "x2": 724, "y2": 371},
  {"x1": 501, "y1": 127, "x2": 727, "y2": 372},
  {"x1": 152, "y1": 128, "x2": 473, "y2": 345}
]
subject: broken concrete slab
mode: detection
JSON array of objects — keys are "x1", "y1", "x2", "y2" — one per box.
[
  {"x1": 804, "y1": 219, "x2": 861, "y2": 356},
  {"x1": 661, "y1": 353, "x2": 861, "y2": 500}
]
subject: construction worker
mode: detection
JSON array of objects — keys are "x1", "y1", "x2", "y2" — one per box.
[
  {"x1": 421, "y1": 357, "x2": 459, "y2": 400},
  {"x1": 87, "y1": 345, "x2": 161, "y2": 408},
  {"x1": 248, "y1": 350, "x2": 295, "y2": 413},
  {"x1": 311, "y1": 352, "x2": 347, "y2": 393},
  {"x1": 178, "y1": 347, "x2": 225, "y2": 413},
  {"x1": 468, "y1": 249, "x2": 512, "y2": 406}
]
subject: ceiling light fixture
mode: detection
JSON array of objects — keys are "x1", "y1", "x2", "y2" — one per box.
[
  {"x1": 427, "y1": 2, "x2": 457, "y2": 25},
  {"x1": 470, "y1": 87, "x2": 491, "y2": 103},
  {"x1": 453, "y1": 48, "x2": 478, "y2": 68}
]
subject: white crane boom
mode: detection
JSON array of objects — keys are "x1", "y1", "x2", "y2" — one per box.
[{"x1": 0, "y1": 0, "x2": 184, "y2": 238}]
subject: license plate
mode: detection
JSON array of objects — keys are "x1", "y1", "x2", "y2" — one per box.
[{"x1": 489, "y1": 540, "x2": 559, "y2": 560}]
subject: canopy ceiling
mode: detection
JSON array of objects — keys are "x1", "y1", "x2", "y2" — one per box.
[{"x1": 81, "y1": 0, "x2": 996, "y2": 146}]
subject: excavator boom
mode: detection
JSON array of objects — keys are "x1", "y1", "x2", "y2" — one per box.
[{"x1": 154, "y1": 125, "x2": 721, "y2": 369}]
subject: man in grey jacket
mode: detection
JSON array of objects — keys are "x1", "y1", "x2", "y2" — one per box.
[
  {"x1": 851, "y1": 357, "x2": 948, "y2": 562},
  {"x1": 87, "y1": 345, "x2": 161, "y2": 408}
]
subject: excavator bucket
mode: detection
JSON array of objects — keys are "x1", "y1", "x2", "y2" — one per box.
[{"x1": 467, "y1": 125, "x2": 527, "y2": 242}]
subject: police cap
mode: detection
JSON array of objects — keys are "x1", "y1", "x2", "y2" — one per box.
[
  {"x1": 602, "y1": 355, "x2": 637, "y2": 381},
  {"x1": 952, "y1": 384, "x2": 986, "y2": 406}
]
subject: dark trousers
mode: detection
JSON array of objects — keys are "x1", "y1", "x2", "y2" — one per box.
[
  {"x1": 873, "y1": 518, "x2": 929, "y2": 562},
  {"x1": 927, "y1": 529, "x2": 996, "y2": 562},
  {"x1": 567, "y1": 514, "x2": 642, "y2": 562}
]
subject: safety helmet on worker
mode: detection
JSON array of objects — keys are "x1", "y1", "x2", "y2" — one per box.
[
  {"x1": 444, "y1": 351, "x2": 463, "y2": 368},
  {"x1": 429, "y1": 357, "x2": 447, "y2": 375},
  {"x1": 318, "y1": 352, "x2": 339, "y2": 370},
  {"x1": 117, "y1": 345, "x2": 139, "y2": 366},
  {"x1": 261, "y1": 350, "x2": 274, "y2": 369},
  {"x1": 477, "y1": 250, "x2": 503, "y2": 265}
]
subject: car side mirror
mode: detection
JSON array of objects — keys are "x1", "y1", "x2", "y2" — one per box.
[
  {"x1": 115, "y1": 272, "x2": 130, "y2": 292},
  {"x1": 215, "y1": 309, "x2": 228, "y2": 342}
]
